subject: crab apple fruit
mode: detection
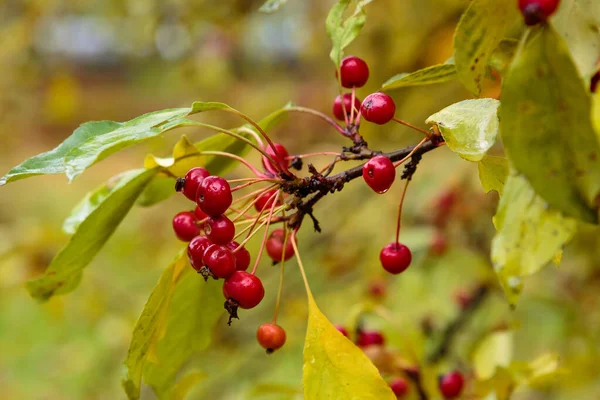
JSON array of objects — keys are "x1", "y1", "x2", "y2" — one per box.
[
  {"x1": 204, "y1": 215, "x2": 235, "y2": 245},
  {"x1": 197, "y1": 176, "x2": 232, "y2": 216},
  {"x1": 335, "y1": 325, "x2": 349, "y2": 337},
  {"x1": 226, "y1": 241, "x2": 251, "y2": 271},
  {"x1": 362, "y1": 155, "x2": 396, "y2": 194},
  {"x1": 223, "y1": 271, "x2": 265, "y2": 309},
  {"x1": 172, "y1": 211, "x2": 200, "y2": 242},
  {"x1": 389, "y1": 378, "x2": 409, "y2": 398},
  {"x1": 518, "y1": 0, "x2": 561, "y2": 25},
  {"x1": 255, "y1": 189, "x2": 281, "y2": 212},
  {"x1": 380, "y1": 242, "x2": 412, "y2": 274},
  {"x1": 361, "y1": 92, "x2": 396, "y2": 125},
  {"x1": 187, "y1": 235, "x2": 212, "y2": 271},
  {"x1": 356, "y1": 330, "x2": 385, "y2": 348},
  {"x1": 202, "y1": 244, "x2": 237, "y2": 279},
  {"x1": 266, "y1": 228, "x2": 295, "y2": 262},
  {"x1": 333, "y1": 94, "x2": 362, "y2": 121},
  {"x1": 439, "y1": 371, "x2": 464, "y2": 399},
  {"x1": 194, "y1": 205, "x2": 208, "y2": 220},
  {"x1": 338, "y1": 56, "x2": 369, "y2": 88},
  {"x1": 178, "y1": 167, "x2": 210, "y2": 201},
  {"x1": 261, "y1": 142, "x2": 290, "y2": 175},
  {"x1": 256, "y1": 323, "x2": 287, "y2": 353}
]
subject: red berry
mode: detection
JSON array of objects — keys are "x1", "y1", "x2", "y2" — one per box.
[
  {"x1": 368, "y1": 280, "x2": 387, "y2": 298},
  {"x1": 356, "y1": 331, "x2": 385, "y2": 347},
  {"x1": 335, "y1": 325, "x2": 349, "y2": 337},
  {"x1": 256, "y1": 323, "x2": 287, "y2": 353},
  {"x1": 194, "y1": 205, "x2": 208, "y2": 220},
  {"x1": 202, "y1": 244, "x2": 237, "y2": 279},
  {"x1": 430, "y1": 231, "x2": 448, "y2": 256},
  {"x1": 380, "y1": 242, "x2": 412, "y2": 274},
  {"x1": 454, "y1": 289, "x2": 472, "y2": 310},
  {"x1": 204, "y1": 215, "x2": 235, "y2": 245},
  {"x1": 362, "y1": 156, "x2": 396, "y2": 194},
  {"x1": 266, "y1": 229, "x2": 295, "y2": 262},
  {"x1": 261, "y1": 143, "x2": 290, "y2": 175},
  {"x1": 439, "y1": 371, "x2": 464, "y2": 399},
  {"x1": 227, "y1": 241, "x2": 251, "y2": 271},
  {"x1": 179, "y1": 167, "x2": 210, "y2": 201},
  {"x1": 333, "y1": 94, "x2": 362, "y2": 121},
  {"x1": 172, "y1": 211, "x2": 200, "y2": 242},
  {"x1": 187, "y1": 235, "x2": 212, "y2": 271},
  {"x1": 518, "y1": 0, "x2": 560, "y2": 25},
  {"x1": 223, "y1": 271, "x2": 265, "y2": 309},
  {"x1": 338, "y1": 56, "x2": 370, "y2": 88},
  {"x1": 255, "y1": 189, "x2": 281, "y2": 212},
  {"x1": 197, "y1": 176, "x2": 232, "y2": 216},
  {"x1": 361, "y1": 93, "x2": 396, "y2": 125},
  {"x1": 390, "y1": 378, "x2": 409, "y2": 398}
]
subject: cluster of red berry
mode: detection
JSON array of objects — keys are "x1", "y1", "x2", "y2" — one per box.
[{"x1": 518, "y1": 0, "x2": 560, "y2": 26}]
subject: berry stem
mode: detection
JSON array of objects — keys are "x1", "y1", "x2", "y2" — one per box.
[
  {"x1": 231, "y1": 180, "x2": 274, "y2": 193},
  {"x1": 289, "y1": 151, "x2": 341, "y2": 159},
  {"x1": 198, "y1": 151, "x2": 265, "y2": 176},
  {"x1": 393, "y1": 137, "x2": 428, "y2": 167},
  {"x1": 242, "y1": 190, "x2": 280, "y2": 236},
  {"x1": 236, "y1": 126, "x2": 265, "y2": 148},
  {"x1": 350, "y1": 87, "x2": 357, "y2": 123},
  {"x1": 250, "y1": 191, "x2": 281, "y2": 275},
  {"x1": 232, "y1": 184, "x2": 278, "y2": 205},
  {"x1": 290, "y1": 230, "x2": 313, "y2": 297},
  {"x1": 392, "y1": 117, "x2": 432, "y2": 138},
  {"x1": 395, "y1": 179, "x2": 410, "y2": 244},
  {"x1": 285, "y1": 106, "x2": 347, "y2": 135},
  {"x1": 272, "y1": 211, "x2": 289, "y2": 324}
]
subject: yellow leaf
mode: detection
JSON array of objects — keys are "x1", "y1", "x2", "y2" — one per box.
[
  {"x1": 144, "y1": 135, "x2": 204, "y2": 177},
  {"x1": 473, "y1": 331, "x2": 513, "y2": 380}
]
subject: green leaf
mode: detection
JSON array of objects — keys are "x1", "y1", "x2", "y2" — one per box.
[
  {"x1": 170, "y1": 372, "x2": 207, "y2": 400},
  {"x1": 426, "y1": 98, "x2": 500, "y2": 162},
  {"x1": 326, "y1": 0, "x2": 374, "y2": 67},
  {"x1": 488, "y1": 39, "x2": 519, "y2": 76},
  {"x1": 453, "y1": 0, "x2": 519, "y2": 95},
  {"x1": 500, "y1": 26, "x2": 600, "y2": 223},
  {"x1": 26, "y1": 168, "x2": 158, "y2": 301},
  {"x1": 122, "y1": 250, "x2": 189, "y2": 400},
  {"x1": 478, "y1": 156, "x2": 509, "y2": 194},
  {"x1": 190, "y1": 101, "x2": 233, "y2": 114},
  {"x1": 259, "y1": 0, "x2": 289, "y2": 13},
  {"x1": 491, "y1": 174, "x2": 577, "y2": 305},
  {"x1": 473, "y1": 331, "x2": 513, "y2": 380},
  {"x1": 256, "y1": 101, "x2": 295, "y2": 132},
  {"x1": 382, "y1": 63, "x2": 457, "y2": 90},
  {"x1": 303, "y1": 293, "x2": 394, "y2": 399},
  {"x1": 136, "y1": 176, "x2": 176, "y2": 207}
]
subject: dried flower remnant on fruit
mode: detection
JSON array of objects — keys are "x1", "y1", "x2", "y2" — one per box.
[{"x1": 518, "y1": 0, "x2": 561, "y2": 25}]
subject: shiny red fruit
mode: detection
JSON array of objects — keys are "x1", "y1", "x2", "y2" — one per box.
[
  {"x1": 390, "y1": 378, "x2": 409, "y2": 398},
  {"x1": 223, "y1": 271, "x2": 265, "y2": 309},
  {"x1": 172, "y1": 211, "x2": 200, "y2": 242},
  {"x1": 380, "y1": 242, "x2": 412, "y2": 274},
  {"x1": 361, "y1": 93, "x2": 396, "y2": 125},
  {"x1": 338, "y1": 56, "x2": 369, "y2": 88},
  {"x1": 194, "y1": 205, "x2": 208, "y2": 220},
  {"x1": 179, "y1": 167, "x2": 210, "y2": 201},
  {"x1": 518, "y1": 0, "x2": 560, "y2": 25},
  {"x1": 226, "y1": 241, "x2": 251, "y2": 271},
  {"x1": 356, "y1": 331, "x2": 385, "y2": 347},
  {"x1": 197, "y1": 176, "x2": 232, "y2": 216},
  {"x1": 439, "y1": 371, "x2": 464, "y2": 399},
  {"x1": 255, "y1": 189, "x2": 281, "y2": 212},
  {"x1": 362, "y1": 156, "x2": 396, "y2": 194},
  {"x1": 261, "y1": 143, "x2": 290, "y2": 175},
  {"x1": 256, "y1": 323, "x2": 287, "y2": 353},
  {"x1": 204, "y1": 215, "x2": 235, "y2": 245},
  {"x1": 266, "y1": 229, "x2": 295, "y2": 262},
  {"x1": 202, "y1": 244, "x2": 237, "y2": 279},
  {"x1": 187, "y1": 235, "x2": 212, "y2": 271},
  {"x1": 333, "y1": 94, "x2": 362, "y2": 121}
]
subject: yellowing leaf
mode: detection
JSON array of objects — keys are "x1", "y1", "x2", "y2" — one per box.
[
  {"x1": 303, "y1": 293, "x2": 394, "y2": 400},
  {"x1": 491, "y1": 174, "x2": 577, "y2": 305},
  {"x1": 478, "y1": 156, "x2": 509, "y2": 194},
  {"x1": 144, "y1": 135, "x2": 203, "y2": 177},
  {"x1": 473, "y1": 331, "x2": 513, "y2": 380}
]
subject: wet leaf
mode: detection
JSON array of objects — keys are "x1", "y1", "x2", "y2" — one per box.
[
  {"x1": 426, "y1": 98, "x2": 500, "y2": 162},
  {"x1": 478, "y1": 156, "x2": 509, "y2": 194},
  {"x1": 326, "y1": 0, "x2": 374, "y2": 67}
]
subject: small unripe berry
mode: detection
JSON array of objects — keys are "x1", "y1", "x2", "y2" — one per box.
[
  {"x1": 202, "y1": 244, "x2": 237, "y2": 279},
  {"x1": 439, "y1": 371, "x2": 464, "y2": 399},
  {"x1": 172, "y1": 211, "x2": 200, "y2": 242},
  {"x1": 256, "y1": 323, "x2": 287, "y2": 353},
  {"x1": 226, "y1": 241, "x2": 251, "y2": 271},
  {"x1": 197, "y1": 176, "x2": 232, "y2": 216},
  {"x1": 380, "y1": 242, "x2": 412, "y2": 274},
  {"x1": 362, "y1": 156, "x2": 396, "y2": 194},
  {"x1": 356, "y1": 330, "x2": 385, "y2": 348},
  {"x1": 255, "y1": 189, "x2": 281, "y2": 212},
  {"x1": 361, "y1": 93, "x2": 396, "y2": 125},
  {"x1": 178, "y1": 167, "x2": 210, "y2": 201},
  {"x1": 389, "y1": 378, "x2": 409, "y2": 398},
  {"x1": 261, "y1": 143, "x2": 290, "y2": 175},
  {"x1": 187, "y1": 235, "x2": 212, "y2": 271},
  {"x1": 266, "y1": 229, "x2": 295, "y2": 262},
  {"x1": 204, "y1": 215, "x2": 235, "y2": 245},
  {"x1": 333, "y1": 94, "x2": 362, "y2": 121},
  {"x1": 518, "y1": 0, "x2": 560, "y2": 25},
  {"x1": 338, "y1": 56, "x2": 370, "y2": 88},
  {"x1": 223, "y1": 271, "x2": 265, "y2": 309},
  {"x1": 194, "y1": 205, "x2": 208, "y2": 220}
]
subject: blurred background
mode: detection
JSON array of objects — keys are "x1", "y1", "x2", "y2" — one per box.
[{"x1": 1, "y1": 0, "x2": 599, "y2": 399}]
